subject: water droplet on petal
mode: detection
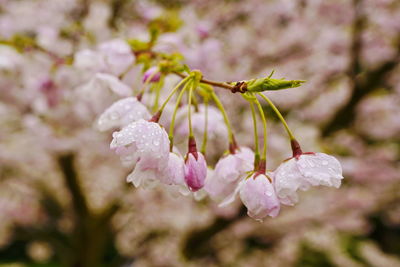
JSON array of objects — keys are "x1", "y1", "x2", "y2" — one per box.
[
  {"x1": 322, "y1": 160, "x2": 328, "y2": 166},
  {"x1": 110, "y1": 111, "x2": 119, "y2": 120}
]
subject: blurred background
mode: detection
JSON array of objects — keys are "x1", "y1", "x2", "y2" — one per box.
[{"x1": 0, "y1": 0, "x2": 400, "y2": 266}]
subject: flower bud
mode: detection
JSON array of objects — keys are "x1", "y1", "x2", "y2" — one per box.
[
  {"x1": 246, "y1": 77, "x2": 305, "y2": 92},
  {"x1": 143, "y1": 66, "x2": 161, "y2": 83},
  {"x1": 184, "y1": 152, "x2": 207, "y2": 192}
]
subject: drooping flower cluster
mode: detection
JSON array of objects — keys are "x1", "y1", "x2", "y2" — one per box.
[
  {"x1": 85, "y1": 38, "x2": 344, "y2": 221},
  {"x1": 206, "y1": 147, "x2": 343, "y2": 221}
]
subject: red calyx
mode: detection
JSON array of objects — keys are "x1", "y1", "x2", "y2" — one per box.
[{"x1": 188, "y1": 136, "x2": 198, "y2": 160}]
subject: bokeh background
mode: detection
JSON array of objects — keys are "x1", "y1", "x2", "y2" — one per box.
[{"x1": 1, "y1": 0, "x2": 400, "y2": 266}]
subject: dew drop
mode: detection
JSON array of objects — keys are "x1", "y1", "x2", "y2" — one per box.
[
  {"x1": 152, "y1": 140, "x2": 160, "y2": 146},
  {"x1": 110, "y1": 111, "x2": 119, "y2": 120},
  {"x1": 322, "y1": 160, "x2": 328, "y2": 166}
]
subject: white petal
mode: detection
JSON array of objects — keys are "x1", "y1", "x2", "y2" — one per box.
[
  {"x1": 297, "y1": 153, "x2": 343, "y2": 188},
  {"x1": 239, "y1": 174, "x2": 280, "y2": 220},
  {"x1": 219, "y1": 179, "x2": 245, "y2": 207},
  {"x1": 274, "y1": 158, "x2": 304, "y2": 205}
]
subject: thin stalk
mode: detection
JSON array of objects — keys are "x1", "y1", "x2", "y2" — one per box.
[
  {"x1": 254, "y1": 98, "x2": 268, "y2": 162},
  {"x1": 152, "y1": 76, "x2": 164, "y2": 112},
  {"x1": 138, "y1": 68, "x2": 160, "y2": 96},
  {"x1": 187, "y1": 81, "x2": 195, "y2": 137},
  {"x1": 169, "y1": 80, "x2": 193, "y2": 150},
  {"x1": 158, "y1": 76, "x2": 191, "y2": 114},
  {"x1": 210, "y1": 92, "x2": 234, "y2": 144},
  {"x1": 200, "y1": 100, "x2": 209, "y2": 154},
  {"x1": 249, "y1": 102, "x2": 260, "y2": 169},
  {"x1": 257, "y1": 93, "x2": 295, "y2": 140}
]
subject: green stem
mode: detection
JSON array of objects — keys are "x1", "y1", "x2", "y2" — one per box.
[
  {"x1": 210, "y1": 92, "x2": 234, "y2": 144},
  {"x1": 200, "y1": 100, "x2": 209, "y2": 154},
  {"x1": 169, "y1": 80, "x2": 193, "y2": 150},
  {"x1": 152, "y1": 75, "x2": 164, "y2": 112},
  {"x1": 249, "y1": 101, "x2": 260, "y2": 169},
  {"x1": 187, "y1": 81, "x2": 195, "y2": 137},
  {"x1": 254, "y1": 98, "x2": 268, "y2": 162},
  {"x1": 257, "y1": 93, "x2": 296, "y2": 140},
  {"x1": 158, "y1": 76, "x2": 191, "y2": 114}
]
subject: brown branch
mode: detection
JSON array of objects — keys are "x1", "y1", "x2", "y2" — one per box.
[{"x1": 173, "y1": 71, "x2": 235, "y2": 91}]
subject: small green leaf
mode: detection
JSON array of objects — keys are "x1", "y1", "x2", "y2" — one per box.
[{"x1": 246, "y1": 77, "x2": 306, "y2": 92}]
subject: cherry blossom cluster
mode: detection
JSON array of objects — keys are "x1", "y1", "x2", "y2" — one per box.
[{"x1": 89, "y1": 39, "x2": 344, "y2": 221}]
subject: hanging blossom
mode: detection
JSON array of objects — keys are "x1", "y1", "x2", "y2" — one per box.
[
  {"x1": 110, "y1": 119, "x2": 170, "y2": 187},
  {"x1": 84, "y1": 42, "x2": 343, "y2": 220},
  {"x1": 239, "y1": 173, "x2": 281, "y2": 221},
  {"x1": 109, "y1": 119, "x2": 206, "y2": 194},
  {"x1": 160, "y1": 152, "x2": 190, "y2": 195},
  {"x1": 205, "y1": 147, "x2": 254, "y2": 203},
  {"x1": 184, "y1": 137, "x2": 207, "y2": 192},
  {"x1": 274, "y1": 141, "x2": 344, "y2": 206}
]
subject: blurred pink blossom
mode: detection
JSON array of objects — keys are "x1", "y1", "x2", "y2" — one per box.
[
  {"x1": 97, "y1": 97, "x2": 151, "y2": 131},
  {"x1": 142, "y1": 66, "x2": 161, "y2": 83}
]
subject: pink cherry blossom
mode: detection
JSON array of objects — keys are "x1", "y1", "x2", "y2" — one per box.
[
  {"x1": 184, "y1": 152, "x2": 207, "y2": 192},
  {"x1": 97, "y1": 97, "x2": 151, "y2": 131},
  {"x1": 110, "y1": 119, "x2": 170, "y2": 186},
  {"x1": 142, "y1": 66, "x2": 161, "y2": 83},
  {"x1": 162, "y1": 152, "x2": 191, "y2": 195},
  {"x1": 205, "y1": 147, "x2": 254, "y2": 203},
  {"x1": 162, "y1": 152, "x2": 186, "y2": 186},
  {"x1": 239, "y1": 173, "x2": 280, "y2": 221},
  {"x1": 274, "y1": 153, "x2": 344, "y2": 206}
]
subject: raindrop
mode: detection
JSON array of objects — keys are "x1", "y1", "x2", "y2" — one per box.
[
  {"x1": 265, "y1": 190, "x2": 273, "y2": 197},
  {"x1": 110, "y1": 111, "x2": 119, "y2": 120},
  {"x1": 152, "y1": 140, "x2": 160, "y2": 146}
]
